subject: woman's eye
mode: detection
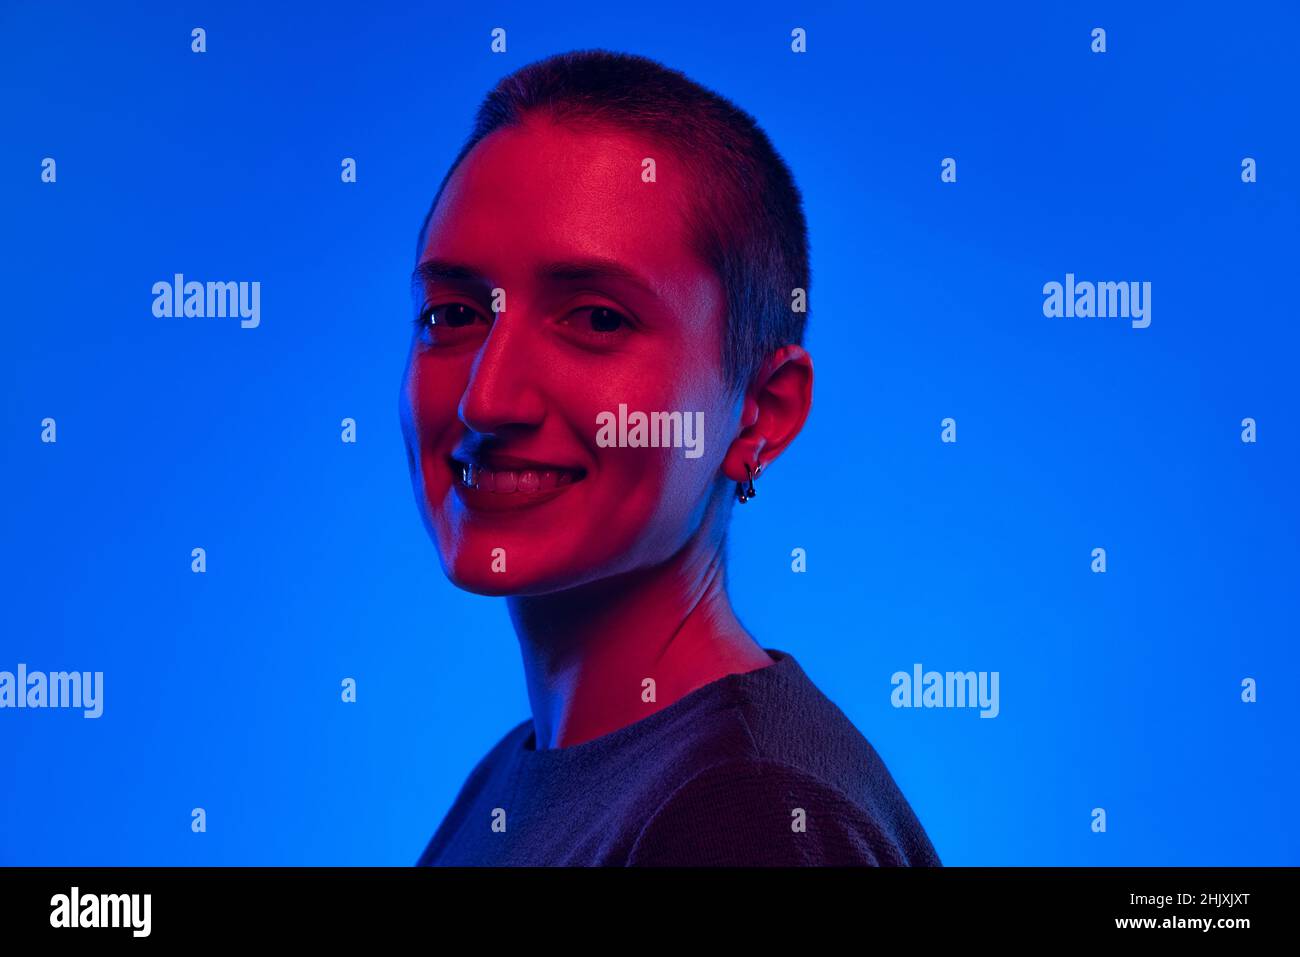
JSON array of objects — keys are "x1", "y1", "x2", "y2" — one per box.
[
  {"x1": 413, "y1": 303, "x2": 488, "y2": 345},
  {"x1": 424, "y1": 303, "x2": 481, "y2": 328},
  {"x1": 573, "y1": 306, "x2": 631, "y2": 334}
]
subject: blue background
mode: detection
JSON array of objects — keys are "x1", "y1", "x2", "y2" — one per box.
[{"x1": 2, "y1": 0, "x2": 1296, "y2": 865}]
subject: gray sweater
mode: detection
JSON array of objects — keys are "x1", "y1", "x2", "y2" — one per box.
[{"x1": 416, "y1": 648, "x2": 941, "y2": 866}]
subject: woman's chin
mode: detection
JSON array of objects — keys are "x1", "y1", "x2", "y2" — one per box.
[
  {"x1": 443, "y1": 561, "x2": 569, "y2": 598},
  {"x1": 448, "y1": 576, "x2": 522, "y2": 597},
  {"x1": 432, "y1": 520, "x2": 645, "y2": 597}
]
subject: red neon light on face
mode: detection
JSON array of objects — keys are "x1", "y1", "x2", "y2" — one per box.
[{"x1": 400, "y1": 114, "x2": 739, "y2": 596}]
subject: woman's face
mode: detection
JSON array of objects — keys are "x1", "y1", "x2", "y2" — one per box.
[{"x1": 400, "y1": 114, "x2": 742, "y2": 596}]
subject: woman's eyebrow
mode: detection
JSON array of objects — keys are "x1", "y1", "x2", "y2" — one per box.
[
  {"x1": 411, "y1": 259, "x2": 488, "y2": 298},
  {"x1": 537, "y1": 258, "x2": 659, "y2": 300},
  {"x1": 412, "y1": 257, "x2": 660, "y2": 302}
]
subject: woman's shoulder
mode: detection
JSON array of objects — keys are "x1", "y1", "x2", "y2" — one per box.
[
  {"x1": 624, "y1": 651, "x2": 943, "y2": 866},
  {"x1": 625, "y1": 755, "x2": 940, "y2": 866},
  {"x1": 724, "y1": 651, "x2": 898, "y2": 778}
]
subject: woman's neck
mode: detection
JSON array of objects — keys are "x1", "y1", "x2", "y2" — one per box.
[{"x1": 506, "y1": 532, "x2": 774, "y2": 750}]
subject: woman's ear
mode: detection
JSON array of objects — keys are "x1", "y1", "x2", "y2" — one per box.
[{"x1": 722, "y1": 344, "x2": 814, "y2": 483}]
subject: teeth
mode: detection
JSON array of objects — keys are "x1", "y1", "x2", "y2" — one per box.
[{"x1": 457, "y1": 463, "x2": 580, "y2": 493}]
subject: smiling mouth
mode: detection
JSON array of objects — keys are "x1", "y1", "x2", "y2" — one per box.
[{"x1": 447, "y1": 456, "x2": 587, "y2": 494}]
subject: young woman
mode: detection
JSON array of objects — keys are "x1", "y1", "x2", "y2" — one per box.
[{"x1": 400, "y1": 49, "x2": 940, "y2": 866}]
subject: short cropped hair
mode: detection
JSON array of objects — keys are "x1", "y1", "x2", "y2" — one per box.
[{"x1": 415, "y1": 49, "x2": 810, "y2": 397}]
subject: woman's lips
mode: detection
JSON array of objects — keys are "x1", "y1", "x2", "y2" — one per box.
[
  {"x1": 445, "y1": 457, "x2": 586, "y2": 510},
  {"x1": 456, "y1": 462, "x2": 582, "y2": 493}
]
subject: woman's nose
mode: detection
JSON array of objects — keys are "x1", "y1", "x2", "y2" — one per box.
[{"x1": 457, "y1": 313, "x2": 547, "y2": 436}]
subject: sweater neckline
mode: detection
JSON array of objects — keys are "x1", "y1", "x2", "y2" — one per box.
[{"x1": 516, "y1": 647, "x2": 797, "y2": 766}]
